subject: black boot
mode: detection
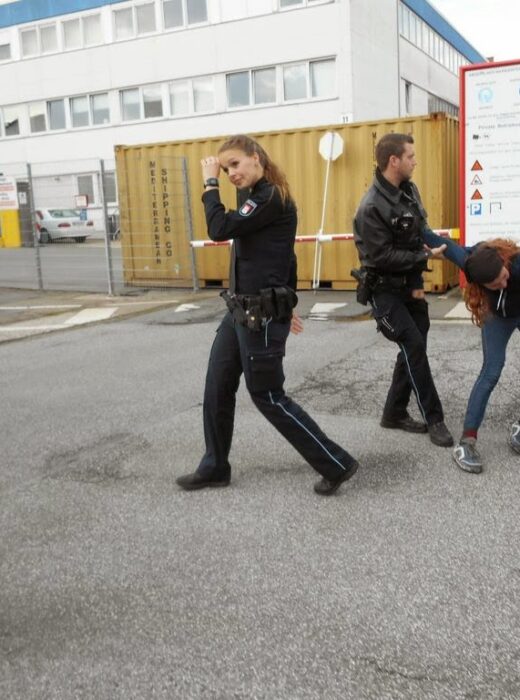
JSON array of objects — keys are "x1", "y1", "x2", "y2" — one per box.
[
  {"x1": 313, "y1": 460, "x2": 359, "y2": 496},
  {"x1": 176, "y1": 472, "x2": 230, "y2": 491}
]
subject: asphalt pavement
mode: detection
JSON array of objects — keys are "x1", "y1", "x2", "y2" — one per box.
[{"x1": 4, "y1": 284, "x2": 518, "y2": 700}]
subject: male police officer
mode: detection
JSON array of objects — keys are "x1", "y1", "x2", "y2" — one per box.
[{"x1": 353, "y1": 133, "x2": 453, "y2": 447}]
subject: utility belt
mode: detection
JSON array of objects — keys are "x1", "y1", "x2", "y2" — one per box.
[
  {"x1": 221, "y1": 287, "x2": 298, "y2": 331},
  {"x1": 351, "y1": 268, "x2": 408, "y2": 305}
]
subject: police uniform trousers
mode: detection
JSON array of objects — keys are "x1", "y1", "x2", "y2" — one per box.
[
  {"x1": 371, "y1": 289, "x2": 444, "y2": 425},
  {"x1": 197, "y1": 311, "x2": 356, "y2": 481}
]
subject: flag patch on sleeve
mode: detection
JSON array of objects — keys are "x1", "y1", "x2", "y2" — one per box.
[{"x1": 239, "y1": 199, "x2": 258, "y2": 217}]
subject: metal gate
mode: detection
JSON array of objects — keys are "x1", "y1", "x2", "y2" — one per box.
[{"x1": 0, "y1": 155, "x2": 196, "y2": 294}]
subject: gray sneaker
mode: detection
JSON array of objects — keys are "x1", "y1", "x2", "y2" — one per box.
[
  {"x1": 453, "y1": 437, "x2": 483, "y2": 473},
  {"x1": 509, "y1": 421, "x2": 520, "y2": 454}
]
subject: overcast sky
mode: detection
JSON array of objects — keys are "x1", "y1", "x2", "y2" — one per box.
[{"x1": 428, "y1": 0, "x2": 520, "y2": 62}]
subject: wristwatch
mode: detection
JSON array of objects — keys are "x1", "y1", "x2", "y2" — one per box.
[{"x1": 204, "y1": 177, "x2": 219, "y2": 187}]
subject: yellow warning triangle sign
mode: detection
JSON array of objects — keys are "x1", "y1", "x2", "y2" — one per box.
[
  {"x1": 471, "y1": 189, "x2": 483, "y2": 200},
  {"x1": 471, "y1": 160, "x2": 483, "y2": 171}
]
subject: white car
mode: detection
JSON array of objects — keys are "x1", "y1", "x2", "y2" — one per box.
[{"x1": 36, "y1": 208, "x2": 94, "y2": 243}]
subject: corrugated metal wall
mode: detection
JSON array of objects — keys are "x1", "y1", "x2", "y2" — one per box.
[{"x1": 115, "y1": 112, "x2": 460, "y2": 290}]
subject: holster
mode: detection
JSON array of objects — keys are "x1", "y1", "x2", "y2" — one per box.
[
  {"x1": 220, "y1": 291, "x2": 264, "y2": 331},
  {"x1": 351, "y1": 268, "x2": 373, "y2": 306}
]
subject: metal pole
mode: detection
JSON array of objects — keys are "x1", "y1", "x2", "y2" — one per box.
[
  {"x1": 181, "y1": 157, "x2": 199, "y2": 292},
  {"x1": 26, "y1": 163, "x2": 43, "y2": 291},
  {"x1": 312, "y1": 139, "x2": 334, "y2": 290},
  {"x1": 99, "y1": 159, "x2": 115, "y2": 296}
]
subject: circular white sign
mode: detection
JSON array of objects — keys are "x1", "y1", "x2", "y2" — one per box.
[{"x1": 319, "y1": 132, "x2": 344, "y2": 161}]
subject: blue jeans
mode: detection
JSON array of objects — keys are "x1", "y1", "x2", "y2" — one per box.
[{"x1": 464, "y1": 314, "x2": 520, "y2": 431}]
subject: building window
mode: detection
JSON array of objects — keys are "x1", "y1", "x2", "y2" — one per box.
[
  {"x1": 40, "y1": 24, "x2": 58, "y2": 53},
  {"x1": 136, "y1": 3, "x2": 157, "y2": 34},
  {"x1": 405, "y1": 81, "x2": 411, "y2": 114},
  {"x1": 163, "y1": 0, "x2": 208, "y2": 29},
  {"x1": 219, "y1": 0, "x2": 272, "y2": 21},
  {"x1": 91, "y1": 93, "x2": 110, "y2": 125},
  {"x1": 77, "y1": 175, "x2": 95, "y2": 204},
  {"x1": 193, "y1": 77, "x2": 214, "y2": 112},
  {"x1": 20, "y1": 28, "x2": 38, "y2": 57},
  {"x1": 143, "y1": 86, "x2": 163, "y2": 118},
  {"x1": 103, "y1": 172, "x2": 117, "y2": 203},
  {"x1": 63, "y1": 19, "x2": 81, "y2": 49},
  {"x1": 3, "y1": 106, "x2": 21, "y2": 136},
  {"x1": 169, "y1": 77, "x2": 214, "y2": 115},
  {"x1": 253, "y1": 68, "x2": 276, "y2": 104},
  {"x1": 29, "y1": 102, "x2": 47, "y2": 132},
  {"x1": 21, "y1": 24, "x2": 59, "y2": 56},
  {"x1": 283, "y1": 63, "x2": 307, "y2": 100},
  {"x1": 227, "y1": 68, "x2": 276, "y2": 108},
  {"x1": 114, "y1": 8, "x2": 134, "y2": 39},
  {"x1": 48, "y1": 99, "x2": 66, "y2": 130},
  {"x1": 70, "y1": 96, "x2": 90, "y2": 128},
  {"x1": 280, "y1": 0, "x2": 330, "y2": 7},
  {"x1": 114, "y1": 3, "x2": 156, "y2": 39},
  {"x1": 0, "y1": 43, "x2": 11, "y2": 61},
  {"x1": 62, "y1": 14, "x2": 102, "y2": 49},
  {"x1": 169, "y1": 80, "x2": 190, "y2": 115},
  {"x1": 227, "y1": 71, "x2": 250, "y2": 107},
  {"x1": 121, "y1": 89, "x2": 141, "y2": 120},
  {"x1": 83, "y1": 14, "x2": 102, "y2": 46},
  {"x1": 310, "y1": 59, "x2": 335, "y2": 97}
]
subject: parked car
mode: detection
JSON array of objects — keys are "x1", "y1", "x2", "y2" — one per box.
[{"x1": 36, "y1": 208, "x2": 95, "y2": 243}]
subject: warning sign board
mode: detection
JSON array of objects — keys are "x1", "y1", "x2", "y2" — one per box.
[
  {"x1": 0, "y1": 176, "x2": 19, "y2": 210},
  {"x1": 461, "y1": 59, "x2": 520, "y2": 245}
]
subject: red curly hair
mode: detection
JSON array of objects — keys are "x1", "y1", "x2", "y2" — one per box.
[{"x1": 464, "y1": 238, "x2": 519, "y2": 326}]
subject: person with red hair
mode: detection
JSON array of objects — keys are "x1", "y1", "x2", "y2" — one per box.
[{"x1": 424, "y1": 231, "x2": 520, "y2": 473}]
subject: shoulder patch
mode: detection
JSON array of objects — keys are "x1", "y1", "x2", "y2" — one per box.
[{"x1": 239, "y1": 199, "x2": 258, "y2": 217}]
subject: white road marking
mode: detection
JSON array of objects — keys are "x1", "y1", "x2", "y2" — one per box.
[
  {"x1": 444, "y1": 301, "x2": 471, "y2": 319},
  {"x1": 64, "y1": 308, "x2": 116, "y2": 325},
  {"x1": 309, "y1": 302, "x2": 347, "y2": 314},
  {"x1": 0, "y1": 304, "x2": 82, "y2": 310},
  {"x1": 175, "y1": 303, "x2": 200, "y2": 313}
]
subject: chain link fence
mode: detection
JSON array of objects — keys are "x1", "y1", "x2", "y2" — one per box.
[{"x1": 0, "y1": 155, "x2": 197, "y2": 294}]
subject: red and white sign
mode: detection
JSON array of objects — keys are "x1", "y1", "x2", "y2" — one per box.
[
  {"x1": 0, "y1": 176, "x2": 19, "y2": 210},
  {"x1": 460, "y1": 59, "x2": 520, "y2": 245}
]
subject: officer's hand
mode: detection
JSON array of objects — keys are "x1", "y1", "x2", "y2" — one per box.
[
  {"x1": 201, "y1": 156, "x2": 221, "y2": 181},
  {"x1": 424, "y1": 243, "x2": 447, "y2": 260},
  {"x1": 411, "y1": 289, "x2": 425, "y2": 300},
  {"x1": 290, "y1": 312, "x2": 304, "y2": 335}
]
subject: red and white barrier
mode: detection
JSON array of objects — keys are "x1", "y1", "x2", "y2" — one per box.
[
  {"x1": 190, "y1": 229, "x2": 456, "y2": 248},
  {"x1": 190, "y1": 229, "x2": 458, "y2": 288}
]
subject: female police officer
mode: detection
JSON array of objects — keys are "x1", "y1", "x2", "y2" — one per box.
[{"x1": 176, "y1": 135, "x2": 359, "y2": 495}]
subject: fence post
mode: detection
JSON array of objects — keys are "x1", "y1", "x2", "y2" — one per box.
[
  {"x1": 99, "y1": 159, "x2": 115, "y2": 296},
  {"x1": 26, "y1": 163, "x2": 43, "y2": 291},
  {"x1": 181, "y1": 157, "x2": 199, "y2": 292}
]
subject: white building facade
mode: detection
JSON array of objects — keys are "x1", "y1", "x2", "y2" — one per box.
[{"x1": 0, "y1": 0, "x2": 484, "y2": 209}]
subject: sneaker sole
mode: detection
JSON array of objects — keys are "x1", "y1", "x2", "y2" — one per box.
[{"x1": 509, "y1": 442, "x2": 520, "y2": 455}]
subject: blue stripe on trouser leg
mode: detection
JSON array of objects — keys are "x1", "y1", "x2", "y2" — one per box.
[{"x1": 397, "y1": 341, "x2": 428, "y2": 423}]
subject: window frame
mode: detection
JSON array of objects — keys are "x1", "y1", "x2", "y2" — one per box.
[
  {"x1": 162, "y1": 0, "x2": 209, "y2": 31},
  {"x1": 168, "y1": 76, "x2": 215, "y2": 116}
]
